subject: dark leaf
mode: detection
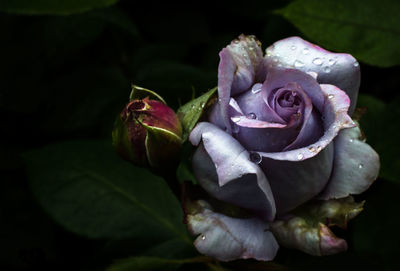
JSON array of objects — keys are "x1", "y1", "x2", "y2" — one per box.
[
  {"x1": 0, "y1": 0, "x2": 119, "y2": 15},
  {"x1": 24, "y1": 140, "x2": 191, "y2": 244},
  {"x1": 357, "y1": 95, "x2": 400, "y2": 183},
  {"x1": 278, "y1": 0, "x2": 400, "y2": 67}
]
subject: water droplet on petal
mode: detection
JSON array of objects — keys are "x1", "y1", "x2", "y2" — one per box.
[
  {"x1": 353, "y1": 61, "x2": 359, "y2": 67},
  {"x1": 297, "y1": 153, "x2": 304, "y2": 160},
  {"x1": 251, "y1": 83, "x2": 262, "y2": 94},
  {"x1": 358, "y1": 163, "x2": 364, "y2": 169},
  {"x1": 328, "y1": 59, "x2": 336, "y2": 66},
  {"x1": 291, "y1": 45, "x2": 296, "y2": 50},
  {"x1": 294, "y1": 60, "x2": 305, "y2": 67},
  {"x1": 302, "y1": 48, "x2": 310, "y2": 55},
  {"x1": 328, "y1": 94, "x2": 334, "y2": 99},
  {"x1": 324, "y1": 66, "x2": 331, "y2": 73},
  {"x1": 349, "y1": 139, "x2": 354, "y2": 143},
  {"x1": 249, "y1": 152, "x2": 262, "y2": 164},
  {"x1": 231, "y1": 116, "x2": 241, "y2": 123},
  {"x1": 308, "y1": 146, "x2": 316, "y2": 152},
  {"x1": 201, "y1": 235, "x2": 206, "y2": 240},
  {"x1": 312, "y1": 58, "x2": 323, "y2": 65},
  {"x1": 233, "y1": 39, "x2": 240, "y2": 44},
  {"x1": 247, "y1": 113, "x2": 257, "y2": 119}
]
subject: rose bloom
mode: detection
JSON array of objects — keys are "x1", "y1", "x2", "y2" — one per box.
[{"x1": 186, "y1": 35, "x2": 379, "y2": 261}]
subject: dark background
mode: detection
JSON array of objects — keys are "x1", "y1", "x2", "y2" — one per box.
[{"x1": 0, "y1": 0, "x2": 399, "y2": 270}]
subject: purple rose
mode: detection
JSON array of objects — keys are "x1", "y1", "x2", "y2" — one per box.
[{"x1": 186, "y1": 35, "x2": 379, "y2": 261}]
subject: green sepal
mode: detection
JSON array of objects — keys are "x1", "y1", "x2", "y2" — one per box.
[
  {"x1": 140, "y1": 121, "x2": 182, "y2": 171},
  {"x1": 177, "y1": 87, "x2": 217, "y2": 142},
  {"x1": 112, "y1": 116, "x2": 144, "y2": 166},
  {"x1": 130, "y1": 85, "x2": 166, "y2": 104}
]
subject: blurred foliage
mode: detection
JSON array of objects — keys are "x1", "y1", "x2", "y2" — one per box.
[
  {"x1": 279, "y1": 0, "x2": 400, "y2": 67},
  {"x1": 357, "y1": 95, "x2": 400, "y2": 183},
  {"x1": 0, "y1": 0, "x2": 398, "y2": 270},
  {"x1": 0, "y1": 0, "x2": 119, "y2": 15}
]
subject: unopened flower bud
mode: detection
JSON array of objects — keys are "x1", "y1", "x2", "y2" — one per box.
[{"x1": 112, "y1": 97, "x2": 182, "y2": 173}]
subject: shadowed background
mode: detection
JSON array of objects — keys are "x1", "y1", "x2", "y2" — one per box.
[{"x1": 0, "y1": 0, "x2": 399, "y2": 270}]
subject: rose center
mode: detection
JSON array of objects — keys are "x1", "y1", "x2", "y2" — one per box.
[{"x1": 278, "y1": 91, "x2": 302, "y2": 108}]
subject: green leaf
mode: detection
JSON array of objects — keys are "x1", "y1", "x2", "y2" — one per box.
[
  {"x1": 0, "y1": 0, "x2": 119, "y2": 15},
  {"x1": 107, "y1": 256, "x2": 210, "y2": 271},
  {"x1": 24, "y1": 140, "x2": 190, "y2": 244},
  {"x1": 278, "y1": 0, "x2": 400, "y2": 67},
  {"x1": 357, "y1": 95, "x2": 400, "y2": 183},
  {"x1": 177, "y1": 87, "x2": 217, "y2": 141}
]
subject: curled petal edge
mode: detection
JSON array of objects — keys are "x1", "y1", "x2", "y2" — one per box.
[{"x1": 187, "y1": 200, "x2": 279, "y2": 261}]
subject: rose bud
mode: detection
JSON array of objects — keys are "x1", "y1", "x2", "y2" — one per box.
[{"x1": 112, "y1": 98, "x2": 182, "y2": 173}]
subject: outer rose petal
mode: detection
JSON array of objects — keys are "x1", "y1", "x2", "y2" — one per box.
[
  {"x1": 218, "y1": 35, "x2": 266, "y2": 132},
  {"x1": 319, "y1": 124, "x2": 380, "y2": 200},
  {"x1": 265, "y1": 36, "x2": 360, "y2": 114},
  {"x1": 270, "y1": 197, "x2": 363, "y2": 256},
  {"x1": 258, "y1": 84, "x2": 355, "y2": 213},
  {"x1": 190, "y1": 122, "x2": 276, "y2": 221},
  {"x1": 187, "y1": 200, "x2": 278, "y2": 261}
]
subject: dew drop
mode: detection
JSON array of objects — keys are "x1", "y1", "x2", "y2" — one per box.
[
  {"x1": 308, "y1": 146, "x2": 316, "y2": 152},
  {"x1": 249, "y1": 152, "x2": 262, "y2": 164},
  {"x1": 297, "y1": 153, "x2": 304, "y2": 160},
  {"x1": 353, "y1": 61, "x2": 359, "y2": 67},
  {"x1": 201, "y1": 235, "x2": 206, "y2": 240},
  {"x1": 312, "y1": 58, "x2": 323, "y2": 65},
  {"x1": 328, "y1": 59, "x2": 336, "y2": 66},
  {"x1": 349, "y1": 139, "x2": 354, "y2": 143},
  {"x1": 231, "y1": 116, "x2": 241, "y2": 123},
  {"x1": 324, "y1": 66, "x2": 331, "y2": 73},
  {"x1": 294, "y1": 60, "x2": 305, "y2": 68},
  {"x1": 328, "y1": 94, "x2": 334, "y2": 99},
  {"x1": 233, "y1": 39, "x2": 240, "y2": 44},
  {"x1": 302, "y1": 48, "x2": 310, "y2": 55},
  {"x1": 247, "y1": 112, "x2": 257, "y2": 119},
  {"x1": 251, "y1": 83, "x2": 262, "y2": 94},
  {"x1": 291, "y1": 45, "x2": 296, "y2": 50},
  {"x1": 358, "y1": 163, "x2": 364, "y2": 169}
]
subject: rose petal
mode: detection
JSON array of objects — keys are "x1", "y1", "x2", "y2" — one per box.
[
  {"x1": 235, "y1": 83, "x2": 285, "y2": 124},
  {"x1": 259, "y1": 84, "x2": 355, "y2": 161},
  {"x1": 260, "y1": 144, "x2": 334, "y2": 214},
  {"x1": 319, "y1": 124, "x2": 380, "y2": 200},
  {"x1": 263, "y1": 68, "x2": 325, "y2": 113},
  {"x1": 235, "y1": 125, "x2": 301, "y2": 152},
  {"x1": 218, "y1": 35, "x2": 266, "y2": 132},
  {"x1": 258, "y1": 84, "x2": 355, "y2": 213},
  {"x1": 270, "y1": 197, "x2": 363, "y2": 256},
  {"x1": 190, "y1": 122, "x2": 276, "y2": 220},
  {"x1": 284, "y1": 108, "x2": 324, "y2": 151},
  {"x1": 187, "y1": 200, "x2": 278, "y2": 261},
  {"x1": 265, "y1": 37, "x2": 360, "y2": 114},
  {"x1": 271, "y1": 220, "x2": 347, "y2": 256}
]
